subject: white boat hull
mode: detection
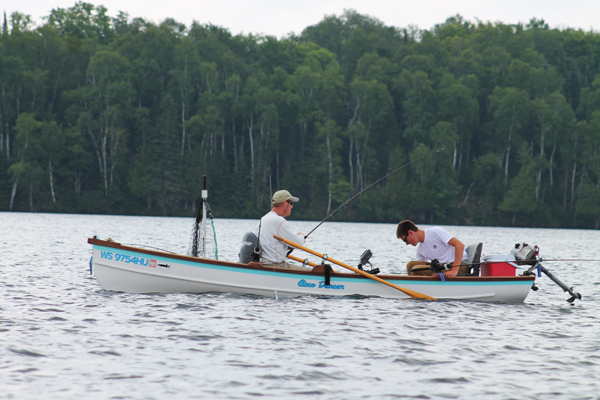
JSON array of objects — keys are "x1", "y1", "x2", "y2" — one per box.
[{"x1": 89, "y1": 238, "x2": 535, "y2": 302}]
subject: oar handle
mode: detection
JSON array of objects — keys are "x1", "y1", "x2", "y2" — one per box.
[{"x1": 274, "y1": 235, "x2": 436, "y2": 300}]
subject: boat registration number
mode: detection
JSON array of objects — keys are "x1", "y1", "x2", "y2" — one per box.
[{"x1": 100, "y1": 250, "x2": 151, "y2": 267}]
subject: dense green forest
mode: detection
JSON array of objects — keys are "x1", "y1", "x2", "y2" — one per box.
[{"x1": 1, "y1": 3, "x2": 600, "y2": 228}]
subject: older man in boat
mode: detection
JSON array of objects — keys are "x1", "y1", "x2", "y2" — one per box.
[
  {"x1": 396, "y1": 220, "x2": 469, "y2": 278},
  {"x1": 257, "y1": 190, "x2": 311, "y2": 270}
]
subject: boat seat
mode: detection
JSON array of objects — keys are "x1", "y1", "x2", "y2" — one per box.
[{"x1": 458, "y1": 242, "x2": 482, "y2": 276}]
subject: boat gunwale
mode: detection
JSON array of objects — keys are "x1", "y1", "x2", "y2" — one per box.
[{"x1": 88, "y1": 238, "x2": 536, "y2": 283}]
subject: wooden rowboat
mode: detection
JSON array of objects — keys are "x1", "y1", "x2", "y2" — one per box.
[{"x1": 88, "y1": 237, "x2": 536, "y2": 302}]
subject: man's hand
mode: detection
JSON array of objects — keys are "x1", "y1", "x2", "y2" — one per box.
[{"x1": 442, "y1": 263, "x2": 459, "y2": 278}]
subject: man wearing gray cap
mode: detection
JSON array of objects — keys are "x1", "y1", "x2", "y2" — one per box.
[{"x1": 257, "y1": 190, "x2": 310, "y2": 270}]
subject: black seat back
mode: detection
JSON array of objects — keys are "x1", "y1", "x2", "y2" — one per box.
[{"x1": 460, "y1": 242, "x2": 482, "y2": 276}]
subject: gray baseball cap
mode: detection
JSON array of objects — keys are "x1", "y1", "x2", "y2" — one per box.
[{"x1": 272, "y1": 190, "x2": 299, "y2": 205}]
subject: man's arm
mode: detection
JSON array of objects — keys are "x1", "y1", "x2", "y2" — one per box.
[
  {"x1": 444, "y1": 237, "x2": 465, "y2": 278},
  {"x1": 278, "y1": 220, "x2": 304, "y2": 245}
]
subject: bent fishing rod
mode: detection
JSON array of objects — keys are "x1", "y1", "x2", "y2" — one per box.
[{"x1": 304, "y1": 148, "x2": 445, "y2": 239}]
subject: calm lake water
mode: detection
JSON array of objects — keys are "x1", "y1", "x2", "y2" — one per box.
[{"x1": 1, "y1": 212, "x2": 599, "y2": 399}]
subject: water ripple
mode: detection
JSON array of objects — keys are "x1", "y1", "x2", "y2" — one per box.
[
  {"x1": 2, "y1": 213, "x2": 600, "y2": 399},
  {"x1": 9, "y1": 347, "x2": 45, "y2": 358}
]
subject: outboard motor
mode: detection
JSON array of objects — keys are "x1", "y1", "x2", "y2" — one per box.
[
  {"x1": 239, "y1": 232, "x2": 260, "y2": 263},
  {"x1": 511, "y1": 242, "x2": 539, "y2": 265},
  {"x1": 357, "y1": 249, "x2": 380, "y2": 274}
]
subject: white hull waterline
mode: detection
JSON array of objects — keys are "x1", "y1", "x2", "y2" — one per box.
[{"x1": 88, "y1": 238, "x2": 536, "y2": 302}]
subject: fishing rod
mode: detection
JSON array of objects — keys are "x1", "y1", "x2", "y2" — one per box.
[
  {"x1": 538, "y1": 258, "x2": 600, "y2": 262},
  {"x1": 413, "y1": 258, "x2": 600, "y2": 267},
  {"x1": 269, "y1": 168, "x2": 273, "y2": 200},
  {"x1": 304, "y1": 148, "x2": 445, "y2": 239},
  {"x1": 253, "y1": 169, "x2": 274, "y2": 263}
]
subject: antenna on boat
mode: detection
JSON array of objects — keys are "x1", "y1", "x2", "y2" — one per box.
[{"x1": 201, "y1": 176, "x2": 208, "y2": 258}]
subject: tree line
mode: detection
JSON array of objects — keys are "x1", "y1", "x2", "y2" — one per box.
[{"x1": 1, "y1": 3, "x2": 600, "y2": 228}]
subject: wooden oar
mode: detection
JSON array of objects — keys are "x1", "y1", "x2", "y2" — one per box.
[
  {"x1": 287, "y1": 254, "x2": 342, "y2": 273},
  {"x1": 287, "y1": 254, "x2": 319, "y2": 267},
  {"x1": 274, "y1": 235, "x2": 436, "y2": 300}
]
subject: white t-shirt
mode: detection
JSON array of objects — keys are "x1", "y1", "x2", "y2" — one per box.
[
  {"x1": 257, "y1": 211, "x2": 304, "y2": 263},
  {"x1": 416, "y1": 226, "x2": 467, "y2": 264}
]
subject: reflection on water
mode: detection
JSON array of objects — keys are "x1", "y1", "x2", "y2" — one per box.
[{"x1": 1, "y1": 212, "x2": 599, "y2": 399}]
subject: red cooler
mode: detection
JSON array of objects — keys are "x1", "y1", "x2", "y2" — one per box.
[{"x1": 481, "y1": 255, "x2": 518, "y2": 276}]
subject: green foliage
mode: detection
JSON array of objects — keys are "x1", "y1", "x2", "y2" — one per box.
[
  {"x1": 500, "y1": 144, "x2": 537, "y2": 216},
  {"x1": 0, "y1": 5, "x2": 599, "y2": 228}
]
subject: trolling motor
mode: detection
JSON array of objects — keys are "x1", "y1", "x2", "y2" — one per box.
[
  {"x1": 357, "y1": 249, "x2": 379, "y2": 274},
  {"x1": 513, "y1": 243, "x2": 582, "y2": 303}
]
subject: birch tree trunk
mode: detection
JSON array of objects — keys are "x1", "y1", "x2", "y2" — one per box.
[
  {"x1": 326, "y1": 134, "x2": 333, "y2": 214},
  {"x1": 248, "y1": 113, "x2": 255, "y2": 183},
  {"x1": 9, "y1": 176, "x2": 18, "y2": 210},
  {"x1": 549, "y1": 145, "x2": 556, "y2": 186},
  {"x1": 232, "y1": 123, "x2": 238, "y2": 173},
  {"x1": 49, "y1": 159, "x2": 56, "y2": 203},
  {"x1": 180, "y1": 100, "x2": 186, "y2": 156},
  {"x1": 570, "y1": 137, "x2": 578, "y2": 204},
  {"x1": 571, "y1": 161, "x2": 577, "y2": 204},
  {"x1": 348, "y1": 138, "x2": 354, "y2": 189},
  {"x1": 452, "y1": 141, "x2": 457, "y2": 168},
  {"x1": 535, "y1": 169, "x2": 542, "y2": 200},
  {"x1": 29, "y1": 181, "x2": 33, "y2": 212}
]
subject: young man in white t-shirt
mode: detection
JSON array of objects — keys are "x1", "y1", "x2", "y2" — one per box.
[{"x1": 396, "y1": 220, "x2": 468, "y2": 278}]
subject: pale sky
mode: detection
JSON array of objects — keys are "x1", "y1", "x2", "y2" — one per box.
[{"x1": 4, "y1": 0, "x2": 600, "y2": 37}]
